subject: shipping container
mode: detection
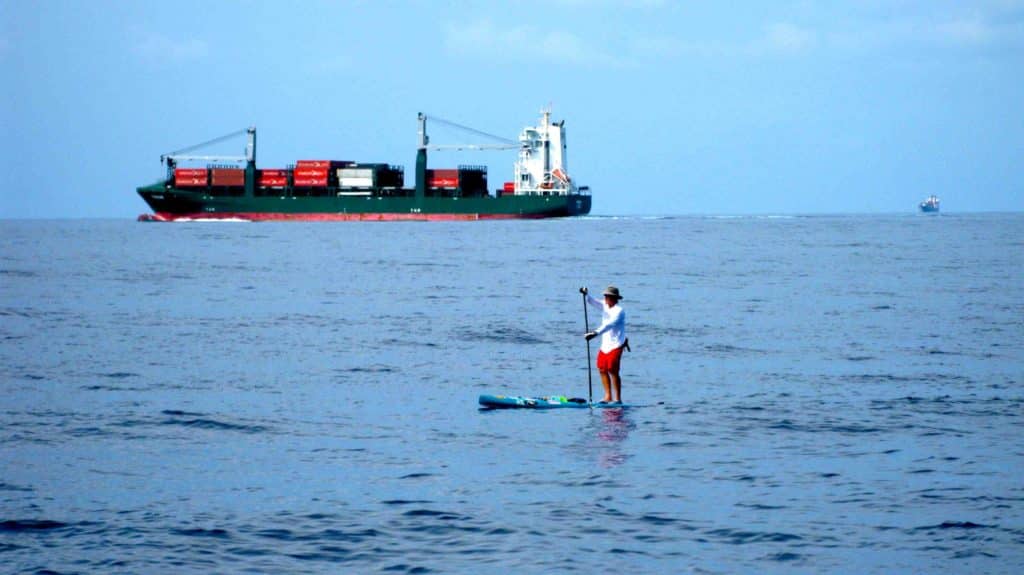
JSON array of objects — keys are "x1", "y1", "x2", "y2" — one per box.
[
  {"x1": 337, "y1": 168, "x2": 375, "y2": 179},
  {"x1": 174, "y1": 168, "x2": 208, "y2": 187},
  {"x1": 457, "y1": 166, "x2": 488, "y2": 195},
  {"x1": 295, "y1": 160, "x2": 351, "y2": 169},
  {"x1": 258, "y1": 168, "x2": 289, "y2": 188},
  {"x1": 377, "y1": 165, "x2": 405, "y2": 188},
  {"x1": 335, "y1": 167, "x2": 373, "y2": 188},
  {"x1": 211, "y1": 168, "x2": 245, "y2": 187},
  {"x1": 427, "y1": 168, "x2": 459, "y2": 188},
  {"x1": 294, "y1": 176, "x2": 328, "y2": 187},
  {"x1": 502, "y1": 182, "x2": 515, "y2": 192},
  {"x1": 295, "y1": 160, "x2": 329, "y2": 169},
  {"x1": 294, "y1": 166, "x2": 329, "y2": 187},
  {"x1": 338, "y1": 178, "x2": 375, "y2": 188},
  {"x1": 294, "y1": 167, "x2": 329, "y2": 178},
  {"x1": 258, "y1": 176, "x2": 289, "y2": 187}
]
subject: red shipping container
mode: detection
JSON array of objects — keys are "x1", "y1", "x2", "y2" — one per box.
[
  {"x1": 258, "y1": 169, "x2": 289, "y2": 187},
  {"x1": 294, "y1": 167, "x2": 328, "y2": 178},
  {"x1": 427, "y1": 169, "x2": 459, "y2": 188},
  {"x1": 295, "y1": 160, "x2": 331, "y2": 169},
  {"x1": 502, "y1": 182, "x2": 515, "y2": 192},
  {"x1": 295, "y1": 160, "x2": 350, "y2": 169},
  {"x1": 294, "y1": 166, "x2": 328, "y2": 187},
  {"x1": 294, "y1": 176, "x2": 328, "y2": 187},
  {"x1": 174, "y1": 168, "x2": 208, "y2": 187},
  {"x1": 258, "y1": 176, "x2": 288, "y2": 187},
  {"x1": 211, "y1": 168, "x2": 245, "y2": 187}
]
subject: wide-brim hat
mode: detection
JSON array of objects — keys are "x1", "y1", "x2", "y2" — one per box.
[{"x1": 603, "y1": 285, "x2": 622, "y2": 300}]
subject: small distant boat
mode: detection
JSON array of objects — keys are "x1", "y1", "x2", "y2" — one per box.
[{"x1": 919, "y1": 195, "x2": 940, "y2": 213}]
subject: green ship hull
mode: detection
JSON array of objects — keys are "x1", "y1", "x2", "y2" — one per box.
[{"x1": 137, "y1": 184, "x2": 591, "y2": 221}]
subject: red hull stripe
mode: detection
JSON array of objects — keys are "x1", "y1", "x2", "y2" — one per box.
[{"x1": 139, "y1": 212, "x2": 551, "y2": 222}]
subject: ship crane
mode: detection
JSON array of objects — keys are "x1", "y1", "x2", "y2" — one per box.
[
  {"x1": 160, "y1": 127, "x2": 256, "y2": 168},
  {"x1": 416, "y1": 113, "x2": 522, "y2": 152},
  {"x1": 416, "y1": 110, "x2": 580, "y2": 197},
  {"x1": 414, "y1": 114, "x2": 522, "y2": 199},
  {"x1": 160, "y1": 126, "x2": 257, "y2": 198}
]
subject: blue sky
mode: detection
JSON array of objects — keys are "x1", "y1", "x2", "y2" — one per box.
[{"x1": 1, "y1": 0, "x2": 1022, "y2": 217}]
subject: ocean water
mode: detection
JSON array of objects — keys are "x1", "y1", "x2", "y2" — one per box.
[{"x1": 1, "y1": 214, "x2": 1022, "y2": 574}]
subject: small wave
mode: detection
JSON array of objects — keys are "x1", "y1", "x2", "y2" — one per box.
[
  {"x1": 157, "y1": 411, "x2": 269, "y2": 433},
  {"x1": 915, "y1": 521, "x2": 993, "y2": 531},
  {"x1": 453, "y1": 325, "x2": 548, "y2": 345},
  {"x1": 703, "y1": 343, "x2": 767, "y2": 356},
  {"x1": 608, "y1": 547, "x2": 650, "y2": 555},
  {"x1": 639, "y1": 514, "x2": 679, "y2": 525},
  {"x1": 161, "y1": 417, "x2": 268, "y2": 433},
  {"x1": 398, "y1": 473, "x2": 434, "y2": 480},
  {"x1": 768, "y1": 419, "x2": 881, "y2": 434},
  {"x1": 402, "y1": 509, "x2": 463, "y2": 520},
  {"x1": 0, "y1": 482, "x2": 33, "y2": 492},
  {"x1": 705, "y1": 528, "x2": 803, "y2": 544},
  {"x1": 0, "y1": 269, "x2": 38, "y2": 278},
  {"x1": 659, "y1": 441, "x2": 689, "y2": 448},
  {"x1": 382, "y1": 563, "x2": 433, "y2": 574},
  {"x1": 736, "y1": 503, "x2": 786, "y2": 510},
  {"x1": 161, "y1": 409, "x2": 206, "y2": 417},
  {"x1": 254, "y1": 528, "x2": 295, "y2": 541},
  {"x1": 382, "y1": 500, "x2": 433, "y2": 506},
  {"x1": 840, "y1": 374, "x2": 915, "y2": 384},
  {"x1": 335, "y1": 366, "x2": 397, "y2": 374},
  {"x1": 764, "y1": 552, "x2": 803, "y2": 562},
  {"x1": 0, "y1": 519, "x2": 69, "y2": 532},
  {"x1": 173, "y1": 527, "x2": 231, "y2": 538},
  {"x1": 101, "y1": 372, "x2": 139, "y2": 379}
]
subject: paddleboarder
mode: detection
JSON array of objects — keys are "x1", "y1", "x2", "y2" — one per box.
[{"x1": 580, "y1": 286, "x2": 627, "y2": 403}]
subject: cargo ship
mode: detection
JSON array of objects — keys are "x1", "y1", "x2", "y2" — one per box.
[
  {"x1": 137, "y1": 109, "x2": 591, "y2": 221},
  {"x1": 919, "y1": 195, "x2": 940, "y2": 213}
]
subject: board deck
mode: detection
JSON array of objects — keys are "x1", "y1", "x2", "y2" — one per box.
[{"x1": 478, "y1": 394, "x2": 628, "y2": 409}]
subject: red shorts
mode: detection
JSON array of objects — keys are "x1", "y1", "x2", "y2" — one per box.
[{"x1": 597, "y1": 345, "x2": 625, "y2": 373}]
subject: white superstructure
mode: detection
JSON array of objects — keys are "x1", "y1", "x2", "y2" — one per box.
[{"x1": 513, "y1": 109, "x2": 579, "y2": 196}]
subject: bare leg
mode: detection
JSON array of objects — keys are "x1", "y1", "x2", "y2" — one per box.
[
  {"x1": 610, "y1": 372, "x2": 622, "y2": 403},
  {"x1": 599, "y1": 370, "x2": 612, "y2": 402}
]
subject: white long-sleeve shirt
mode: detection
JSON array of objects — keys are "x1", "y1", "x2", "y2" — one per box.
[{"x1": 586, "y1": 294, "x2": 626, "y2": 353}]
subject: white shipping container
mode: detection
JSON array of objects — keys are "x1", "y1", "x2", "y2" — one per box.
[
  {"x1": 339, "y1": 177, "x2": 375, "y2": 188},
  {"x1": 337, "y1": 168, "x2": 375, "y2": 179}
]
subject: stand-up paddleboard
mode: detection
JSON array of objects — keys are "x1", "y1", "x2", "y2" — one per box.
[{"x1": 479, "y1": 394, "x2": 628, "y2": 409}]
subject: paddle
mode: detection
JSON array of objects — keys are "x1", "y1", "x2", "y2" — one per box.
[{"x1": 582, "y1": 289, "x2": 593, "y2": 404}]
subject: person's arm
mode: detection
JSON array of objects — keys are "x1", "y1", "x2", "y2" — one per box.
[
  {"x1": 580, "y1": 288, "x2": 603, "y2": 310},
  {"x1": 592, "y1": 306, "x2": 620, "y2": 335}
]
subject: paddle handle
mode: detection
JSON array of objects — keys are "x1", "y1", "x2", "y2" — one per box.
[{"x1": 583, "y1": 292, "x2": 593, "y2": 404}]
